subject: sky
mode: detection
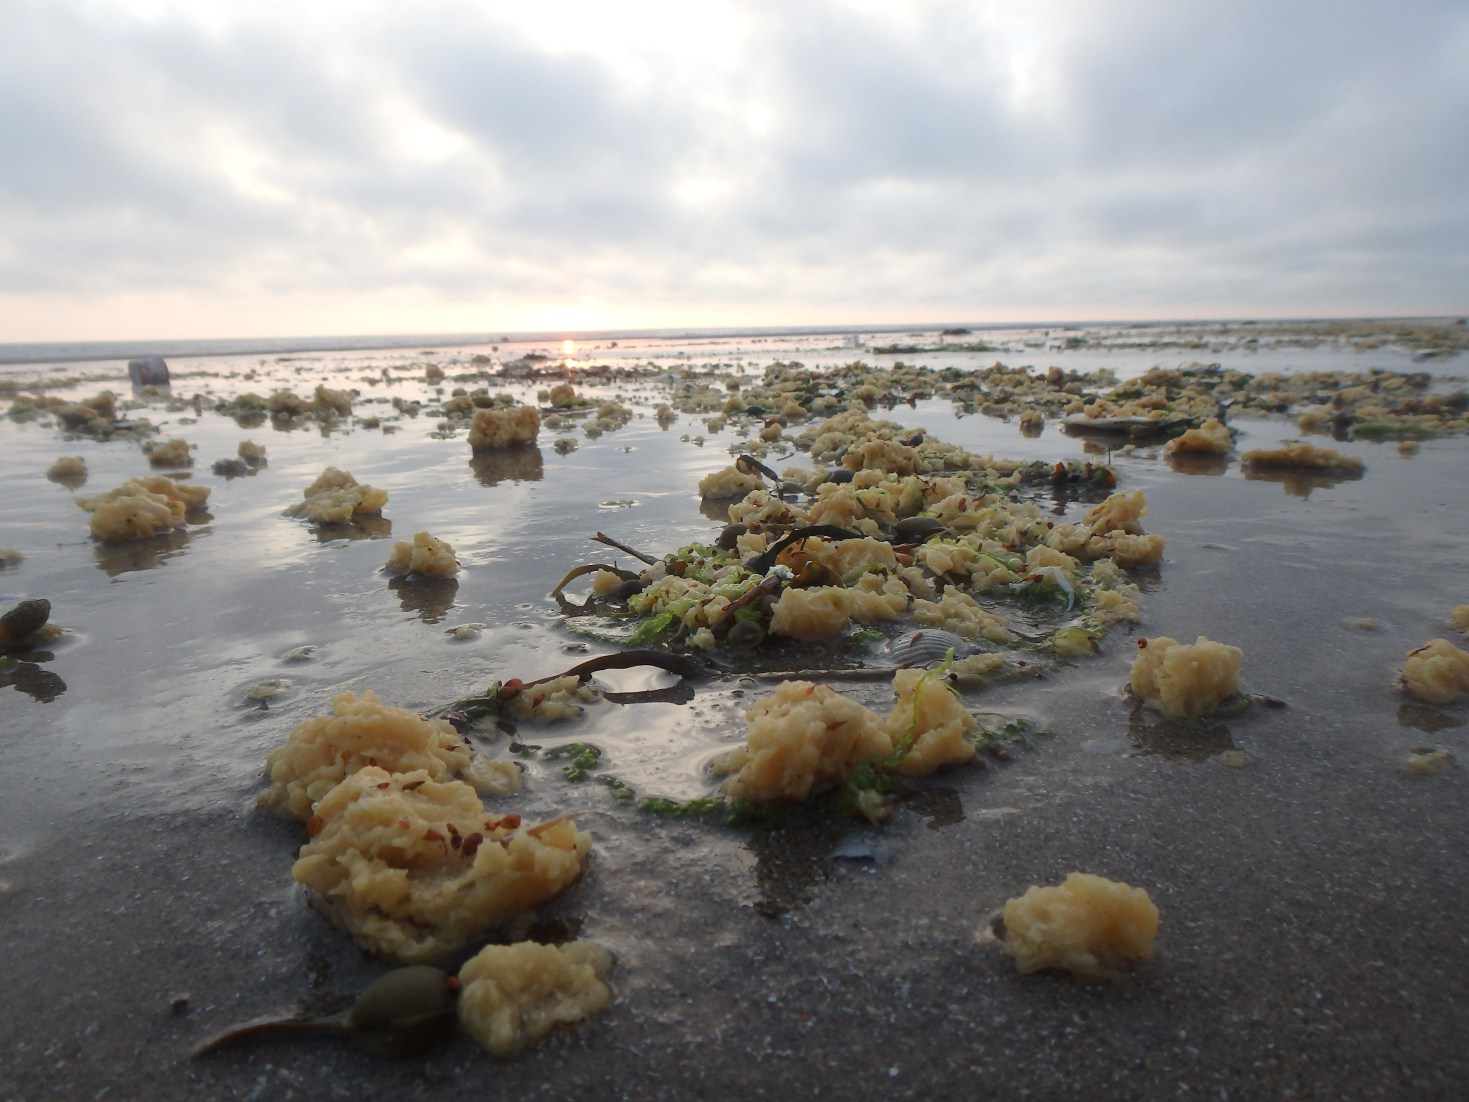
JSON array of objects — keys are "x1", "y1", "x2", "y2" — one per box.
[{"x1": 2, "y1": 0, "x2": 1466, "y2": 343}]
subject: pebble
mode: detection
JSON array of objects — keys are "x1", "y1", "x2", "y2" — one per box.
[{"x1": 246, "y1": 678, "x2": 293, "y2": 702}]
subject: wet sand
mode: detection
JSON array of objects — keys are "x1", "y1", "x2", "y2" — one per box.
[{"x1": 2, "y1": 324, "x2": 1467, "y2": 1100}]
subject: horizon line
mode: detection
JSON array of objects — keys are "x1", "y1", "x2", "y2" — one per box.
[{"x1": 1, "y1": 312, "x2": 1462, "y2": 367}]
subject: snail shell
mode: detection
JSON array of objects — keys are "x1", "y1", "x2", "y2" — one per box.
[
  {"x1": 890, "y1": 517, "x2": 951, "y2": 545},
  {"x1": 347, "y1": 965, "x2": 458, "y2": 1057},
  {"x1": 725, "y1": 619, "x2": 767, "y2": 649},
  {"x1": 0, "y1": 598, "x2": 50, "y2": 646}
]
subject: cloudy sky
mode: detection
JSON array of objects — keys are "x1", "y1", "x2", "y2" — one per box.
[{"x1": 2, "y1": 0, "x2": 1466, "y2": 342}]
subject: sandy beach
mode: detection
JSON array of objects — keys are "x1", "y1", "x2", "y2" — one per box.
[{"x1": 3, "y1": 320, "x2": 1468, "y2": 1100}]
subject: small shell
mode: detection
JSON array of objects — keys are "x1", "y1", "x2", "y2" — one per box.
[
  {"x1": 1401, "y1": 747, "x2": 1454, "y2": 775},
  {"x1": 882, "y1": 628, "x2": 974, "y2": 668},
  {"x1": 438, "y1": 709, "x2": 474, "y2": 734}
]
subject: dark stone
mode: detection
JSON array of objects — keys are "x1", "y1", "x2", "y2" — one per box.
[{"x1": 127, "y1": 356, "x2": 170, "y2": 387}]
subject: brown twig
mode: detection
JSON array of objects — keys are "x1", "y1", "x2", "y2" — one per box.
[{"x1": 591, "y1": 531, "x2": 658, "y2": 565}]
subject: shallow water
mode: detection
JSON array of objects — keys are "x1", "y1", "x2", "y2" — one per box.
[{"x1": 3, "y1": 325, "x2": 1468, "y2": 1100}]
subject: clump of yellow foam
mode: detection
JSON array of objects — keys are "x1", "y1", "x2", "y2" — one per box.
[
  {"x1": 1241, "y1": 443, "x2": 1363, "y2": 472},
  {"x1": 456, "y1": 940, "x2": 614, "y2": 1056},
  {"x1": 292, "y1": 768, "x2": 589, "y2": 964},
  {"x1": 1163, "y1": 418, "x2": 1232, "y2": 455},
  {"x1": 713, "y1": 669, "x2": 978, "y2": 803},
  {"x1": 1401, "y1": 638, "x2": 1469, "y2": 705},
  {"x1": 385, "y1": 531, "x2": 459, "y2": 577},
  {"x1": 468, "y1": 405, "x2": 540, "y2": 448},
  {"x1": 286, "y1": 467, "x2": 387, "y2": 523},
  {"x1": 77, "y1": 475, "x2": 210, "y2": 542},
  {"x1": 257, "y1": 689, "x2": 518, "y2": 821},
  {"x1": 1129, "y1": 635, "x2": 1242, "y2": 720},
  {"x1": 1000, "y1": 872, "x2": 1159, "y2": 980}
]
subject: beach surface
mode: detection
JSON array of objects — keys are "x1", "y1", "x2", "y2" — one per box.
[{"x1": 3, "y1": 321, "x2": 1468, "y2": 1100}]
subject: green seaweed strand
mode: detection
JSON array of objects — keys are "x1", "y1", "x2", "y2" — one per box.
[{"x1": 839, "y1": 648, "x2": 959, "y2": 807}]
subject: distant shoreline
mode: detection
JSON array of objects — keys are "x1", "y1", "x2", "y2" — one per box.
[{"x1": 1, "y1": 315, "x2": 1459, "y2": 367}]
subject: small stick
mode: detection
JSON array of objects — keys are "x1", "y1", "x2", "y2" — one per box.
[
  {"x1": 194, "y1": 1016, "x2": 347, "y2": 1057},
  {"x1": 520, "y1": 649, "x2": 709, "y2": 691},
  {"x1": 746, "y1": 667, "x2": 901, "y2": 682},
  {"x1": 592, "y1": 531, "x2": 658, "y2": 565},
  {"x1": 526, "y1": 812, "x2": 583, "y2": 837}
]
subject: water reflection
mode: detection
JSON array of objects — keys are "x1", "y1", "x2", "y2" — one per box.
[
  {"x1": 309, "y1": 517, "x2": 393, "y2": 542},
  {"x1": 698, "y1": 496, "x2": 740, "y2": 523},
  {"x1": 388, "y1": 575, "x2": 458, "y2": 623},
  {"x1": 0, "y1": 653, "x2": 67, "y2": 702},
  {"x1": 737, "y1": 784, "x2": 965, "y2": 915},
  {"x1": 469, "y1": 446, "x2": 544, "y2": 487},
  {"x1": 1242, "y1": 465, "x2": 1365, "y2": 499},
  {"x1": 45, "y1": 468, "x2": 88, "y2": 490},
  {"x1": 1166, "y1": 452, "x2": 1231, "y2": 477},
  {"x1": 746, "y1": 815, "x2": 863, "y2": 917},
  {"x1": 1060, "y1": 416, "x2": 1193, "y2": 444},
  {"x1": 905, "y1": 785, "x2": 966, "y2": 830},
  {"x1": 1295, "y1": 417, "x2": 1358, "y2": 442},
  {"x1": 267, "y1": 413, "x2": 317, "y2": 432},
  {"x1": 92, "y1": 527, "x2": 196, "y2": 576},
  {"x1": 600, "y1": 681, "x2": 697, "y2": 706},
  {"x1": 210, "y1": 457, "x2": 265, "y2": 479},
  {"x1": 1396, "y1": 700, "x2": 1465, "y2": 734},
  {"x1": 1127, "y1": 707, "x2": 1235, "y2": 760}
]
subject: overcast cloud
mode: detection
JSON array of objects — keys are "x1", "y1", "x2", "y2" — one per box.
[{"x1": 2, "y1": 0, "x2": 1465, "y2": 341}]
